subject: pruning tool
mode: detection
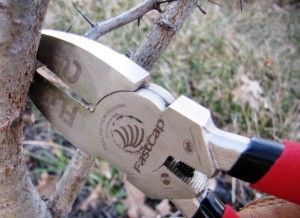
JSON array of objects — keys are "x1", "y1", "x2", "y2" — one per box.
[{"x1": 30, "y1": 30, "x2": 300, "y2": 218}]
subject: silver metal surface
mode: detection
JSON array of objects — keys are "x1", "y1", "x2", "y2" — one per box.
[
  {"x1": 172, "y1": 198, "x2": 200, "y2": 218},
  {"x1": 206, "y1": 124, "x2": 250, "y2": 171},
  {"x1": 38, "y1": 30, "x2": 150, "y2": 105}
]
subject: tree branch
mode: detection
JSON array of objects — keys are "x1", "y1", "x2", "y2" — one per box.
[
  {"x1": 84, "y1": 0, "x2": 175, "y2": 40},
  {"x1": 49, "y1": 150, "x2": 94, "y2": 217},
  {"x1": 131, "y1": 0, "x2": 198, "y2": 71}
]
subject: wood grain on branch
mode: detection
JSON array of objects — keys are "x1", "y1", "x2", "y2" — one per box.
[
  {"x1": 0, "y1": 1, "x2": 51, "y2": 217},
  {"x1": 85, "y1": 0, "x2": 175, "y2": 40}
]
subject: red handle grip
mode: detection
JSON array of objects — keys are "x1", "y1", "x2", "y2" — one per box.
[
  {"x1": 222, "y1": 205, "x2": 239, "y2": 218},
  {"x1": 252, "y1": 141, "x2": 300, "y2": 204}
]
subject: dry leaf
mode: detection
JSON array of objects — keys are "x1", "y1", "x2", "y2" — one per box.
[
  {"x1": 123, "y1": 180, "x2": 157, "y2": 218},
  {"x1": 156, "y1": 199, "x2": 172, "y2": 217},
  {"x1": 99, "y1": 161, "x2": 112, "y2": 180},
  {"x1": 35, "y1": 172, "x2": 57, "y2": 197},
  {"x1": 79, "y1": 183, "x2": 102, "y2": 211},
  {"x1": 232, "y1": 67, "x2": 263, "y2": 111},
  {"x1": 264, "y1": 57, "x2": 273, "y2": 68}
]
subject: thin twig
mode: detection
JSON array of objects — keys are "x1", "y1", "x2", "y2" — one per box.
[
  {"x1": 73, "y1": 3, "x2": 95, "y2": 27},
  {"x1": 84, "y1": 0, "x2": 175, "y2": 40},
  {"x1": 23, "y1": 140, "x2": 75, "y2": 154},
  {"x1": 240, "y1": 0, "x2": 243, "y2": 12},
  {"x1": 197, "y1": 4, "x2": 207, "y2": 15},
  {"x1": 65, "y1": 24, "x2": 73, "y2": 33},
  {"x1": 208, "y1": 0, "x2": 221, "y2": 7}
]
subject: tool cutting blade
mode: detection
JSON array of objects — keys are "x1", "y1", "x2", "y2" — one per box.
[{"x1": 37, "y1": 30, "x2": 149, "y2": 105}]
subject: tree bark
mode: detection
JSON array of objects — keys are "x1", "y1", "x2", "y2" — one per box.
[{"x1": 0, "y1": 1, "x2": 51, "y2": 217}]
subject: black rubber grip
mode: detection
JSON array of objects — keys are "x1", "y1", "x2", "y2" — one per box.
[
  {"x1": 228, "y1": 138, "x2": 284, "y2": 183},
  {"x1": 192, "y1": 189, "x2": 225, "y2": 218}
]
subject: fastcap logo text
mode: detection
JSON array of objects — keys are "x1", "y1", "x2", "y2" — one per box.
[
  {"x1": 109, "y1": 115, "x2": 145, "y2": 153},
  {"x1": 134, "y1": 119, "x2": 164, "y2": 173}
]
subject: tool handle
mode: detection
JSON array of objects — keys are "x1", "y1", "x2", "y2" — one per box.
[
  {"x1": 251, "y1": 141, "x2": 300, "y2": 204},
  {"x1": 192, "y1": 190, "x2": 239, "y2": 218},
  {"x1": 228, "y1": 139, "x2": 300, "y2": 205}
]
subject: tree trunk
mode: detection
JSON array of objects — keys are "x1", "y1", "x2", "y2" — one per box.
[{"x1": 0, "y1": 1, "x2": 51, "y2": 217}]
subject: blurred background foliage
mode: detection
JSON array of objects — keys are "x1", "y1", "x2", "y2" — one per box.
[{"x1": 27, "y1": 0, "x2": 299, "y2": 216}]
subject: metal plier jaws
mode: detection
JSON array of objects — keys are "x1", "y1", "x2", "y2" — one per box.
[
  {"x1": 30, "y1": 30, "x2": 300, "y2": 217},
  {"x1": 31, "y1": 30, "x2": 218, "y2": 200}
]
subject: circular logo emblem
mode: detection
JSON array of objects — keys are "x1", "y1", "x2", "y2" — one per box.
[
  {"x1": 183, "y1": 139, "x2": 194, "y2": 155},
  {"x1": 109, "y1": 115, "x2": 145, "y2": 153},
  {"x1": 161, "y1": 173, "x2": 171, "y2": 186}
]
